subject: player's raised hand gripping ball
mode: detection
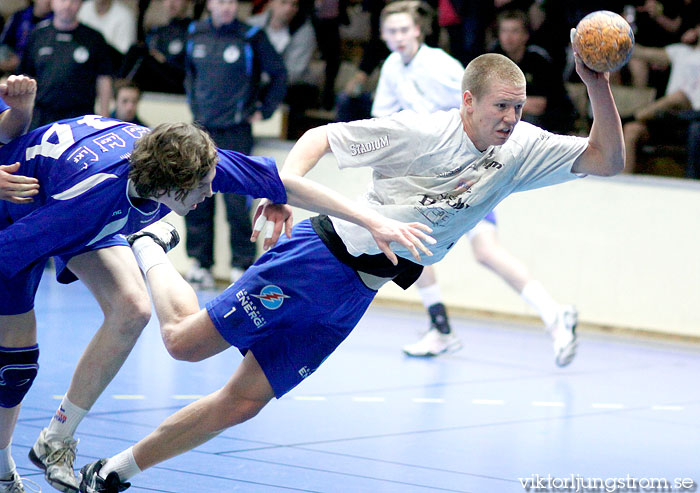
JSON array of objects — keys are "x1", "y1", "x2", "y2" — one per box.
[{"x1": 571, "y1": 10, "x2": 635, "y2": 73}]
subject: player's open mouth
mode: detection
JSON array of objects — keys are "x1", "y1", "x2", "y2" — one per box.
[{"x1": 497, "y1": 128, "x2": 511, "y2": 137}]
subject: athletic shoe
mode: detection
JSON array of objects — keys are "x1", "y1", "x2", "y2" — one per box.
[
  {"x1": 0, "y1": 470, "x2": 41, "y2": 493},
  {"x1": 125, "y1": 221, "x2": 180, "y2": 253},
  {"x1": 550, "y1": 305, "x2": 579, "y2": 367},
  {"x1": 78, "y1": 460, "x2": 130, "y2": 493},
  {"x1": 402, "y1": 328, "x2": 462, "y2": 357},
  {"x1": 29, "y1": 428, "x2": 79, "y2": 492},
  {"x1": 184, "y1": 262, "x2": 215, "y2": 290}
]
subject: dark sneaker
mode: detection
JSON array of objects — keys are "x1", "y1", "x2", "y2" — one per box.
[
  {"x1": 126, "y1": 221, "x2": 179, "y2": 253},
  {"x1": 78, "y1": 460, "x2": 130, "y2": 493}
]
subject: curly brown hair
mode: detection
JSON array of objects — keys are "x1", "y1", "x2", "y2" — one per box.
[{"x1": 129, "y1": 122, "x2": 218, "y2": 201}]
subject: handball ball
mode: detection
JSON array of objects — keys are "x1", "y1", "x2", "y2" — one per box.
[{"x1": 572, "y1": 10, "x2": 635, "y2": 73}]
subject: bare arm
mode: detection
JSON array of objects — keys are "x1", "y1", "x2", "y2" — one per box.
[
  {"x1": 96, "y1": 76, "x2": 113, "y2": 117},
  {"x1": 0, "y1": 75, "x2": 36, "y2": 143},
  {"x1": 256, "y1": 126, "x2": 435, "y2": 264},
  {"x1": 631, "y1": 44, "x2": 670, "y2": 68},
  {"x1": 570, "y1": 53, "x2": 625, "y2": 176}
]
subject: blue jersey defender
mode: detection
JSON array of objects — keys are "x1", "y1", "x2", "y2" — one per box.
[{"x1": 0, "y1": 115, "x2": 286, "y2": 314}]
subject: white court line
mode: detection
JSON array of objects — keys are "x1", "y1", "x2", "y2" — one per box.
[
  {"x1": 352, "y1": 396, "x2": 385, "y2": 403},
  {"x1": 472, "y1": 399, "x2": 505, "y2": 405},
  {"x1": 412, "y1": 398, "x2": 445, "y2": 404},
  {"x1": 113, "y1": 395, "x2": 145, "y2": 400},
  {"x1": 651, "y1": 405, "x2": 684, "y2": 411},
  {"x1": 591, "y1": 403, "x2": 625, "y2": 409},
  {"x1": 531, "y1": 401, "x2": 565, "y2": 407},
  {"x1": 52, "y1": 395, "x2": 65, "y2": 400},
  {"x1": 294, "y1": 396, "x2": 327, "y2": 401},
  {"x1": 172, "y1": 395, "x2": 205, "y2": 400}
]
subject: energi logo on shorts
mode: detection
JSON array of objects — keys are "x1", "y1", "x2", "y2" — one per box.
[{"x1": 251, "y1": 285, "x2": 290, "y2": 310}]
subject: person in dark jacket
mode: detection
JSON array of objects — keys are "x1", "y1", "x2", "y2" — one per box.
[{"x1": 184, "y1": 0, "x2": 287, "y2": 288}]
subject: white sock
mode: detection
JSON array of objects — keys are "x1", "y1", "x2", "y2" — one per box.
[
  {"x1": 46, "y1": 396, "x2": 88, "y2": 441},
  {"x1": 99, "y1": 447, "x2": 141, "y2": 482},
  {"x1": 417, "y1": 283, "x2": 443, "y2": 308},
  {"x1": 520, "y1": 280, "x2": 560, "y2": 328},
  {"x1": 0, "y1": 444, "x2": 15, "y2": 477},
  {"x1": 132, "y1": 237, "x2": 168, "y2": 275}
]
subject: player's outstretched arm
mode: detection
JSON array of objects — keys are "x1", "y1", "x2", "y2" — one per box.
[
  {"x1": 570, "y1": 49, "x2": 625, "y2": 177},
  {"x1": 0, "y1": 162, "x2": 39, "y2": 203},
  {"x1": 0, "y1": 75, "x2": 36, "y2": 143},
  {"x1": 277, "y1": 126, "x2": 435, "y2": 264}
]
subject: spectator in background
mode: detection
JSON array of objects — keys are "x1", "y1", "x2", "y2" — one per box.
[
  {"x1": 110, "y1": 78, "x2": 146, "y2": 125},
  {"x1": 19, "y1": 0, "x2": 113, "y2": 129},
  {"x1": 134, "y1": 0, "x2": 200, "y2": 42},
  {"x1": 78, "y1": 0, "x2": 137, "y2": 70},
  {"x1": 0, "y1": 0, "x2": 53, "y2": 75},
  {"x1": 492, "y1": 9, "x2": 576, "y2": 133},
  {"x1": 184, "y1": 0, "x2": 286, "y2": 288},
  {"x1": 437, "y1": 0, "x2": 492, "y2": 66},
  {"x1": 248, "y1": 0, "x2": 317, "y2": 138},
  {"x1": 623, "y1": 32, "x2": 700, "y2": 173},
  {"x1": 626, "y1": 0, "x2": 684, "y2": 89},
  {"x1": 371, "y1": 1, "x2": 459, "y2": 117},
  {"x1": 312, "y1": 0, "x2": 348, "y2": 109},
  {"x1": 529, "y1": 0, "x2": 625, "y2": 81},
  {"x1": 336, "y1": 0, "x2": 439, "y2": 123},
  {"x1": 120, "y1": 0, "x2": 191, "y2": 93},
  {"x1": 336, "y1": 0, "x2": 388, "y2": 122}
]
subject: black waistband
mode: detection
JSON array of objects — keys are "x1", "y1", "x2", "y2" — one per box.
[{"x1": 310, "y1": 215, "x2": 423, "y2": 290}]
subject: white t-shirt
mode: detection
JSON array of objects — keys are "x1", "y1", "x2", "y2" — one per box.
[
  {"x1": 371, "y1": 45, "x2": 464, "y2": 117},
  {"x1": 665, "y1": 43, "x2": 700, "y2": 110},
  {"x1": 78, "y1": 0, "x2": 137, "y2": 54},
  {"x1": 326, "y1": 109, "x2": 588, "y2": 264}
]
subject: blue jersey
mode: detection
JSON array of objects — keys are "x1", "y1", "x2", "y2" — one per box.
[
  {"x1": 0, "y1": 98, "x2": 8, "y2": 114},
  {"x1": 0, "y1": 115, "x2": 286, "y2": 279}
]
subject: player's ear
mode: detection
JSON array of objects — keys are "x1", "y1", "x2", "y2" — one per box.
[{"x1": 462, "y1": 90, "x2": 474, "y2": 112}]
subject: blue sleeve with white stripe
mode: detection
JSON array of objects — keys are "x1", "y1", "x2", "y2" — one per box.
[
  {"x1": 0, "y1": 189, "x2": 120, "y2": 278},
  {"x1": 0, "y1": 117, "x2": 140, "y2": 278},
  {"x1": 213, "y1": 149, "x2": 286, "y2": 204}
]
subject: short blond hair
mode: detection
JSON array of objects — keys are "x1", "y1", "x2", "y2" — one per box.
[
  {"x1": 380, "y1": 1, "x2": 433, "y2": 43},
  {"x1": 461, "y1": 53, "x2": 525, "y2": 99}
]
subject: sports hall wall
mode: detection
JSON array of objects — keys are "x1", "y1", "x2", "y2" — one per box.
[{"x1": 141, "y1": 94, "x2": 700, "y2": 340}]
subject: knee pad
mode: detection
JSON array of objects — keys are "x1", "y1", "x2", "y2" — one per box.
[{"x1": 0, "y1": 345, "x2": 39, "y2": 408}]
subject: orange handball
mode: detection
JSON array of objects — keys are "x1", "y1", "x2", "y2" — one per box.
[{"x1": 572, "y1": 10, "x2": 635, "y2": 73}]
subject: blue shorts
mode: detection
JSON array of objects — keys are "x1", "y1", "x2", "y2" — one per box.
[
  {"x1": 53, "y1": 235, "x2": 129, "y2": 284},
  {"x1": 206, "y1": 220, "x2": 377, "y2": 398},
  {"x1": 0, "y1": 200, "x2": 128, "y2": 314}
]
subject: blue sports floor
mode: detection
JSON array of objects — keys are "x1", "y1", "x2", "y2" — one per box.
[{"x1": 11, "y1": 274, "x2": 700, "y2": 492}]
